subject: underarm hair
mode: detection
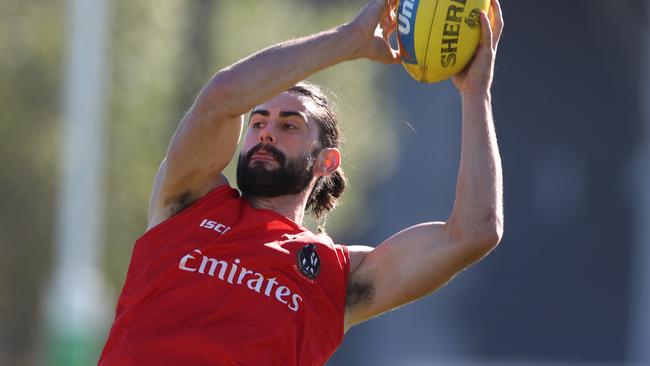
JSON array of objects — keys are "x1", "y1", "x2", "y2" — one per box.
[
  {"x1": 346, "y1": 277, "x2": 374, "y2": 308},
  {"x1": 166, "y1": 190, "x2": 199, "y2": 217}
]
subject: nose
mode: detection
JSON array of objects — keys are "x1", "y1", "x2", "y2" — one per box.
[{"x1": 258, "y1": 123, "x2": 277, "y2": 144}]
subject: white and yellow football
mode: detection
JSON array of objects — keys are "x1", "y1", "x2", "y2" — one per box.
[{"x1": 396, "y1": 0, "x2": 489, "y2": 83}]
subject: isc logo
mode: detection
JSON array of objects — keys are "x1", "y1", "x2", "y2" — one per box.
[
  {"x1": 398, "y1": 0, "x2": 416, "y2": 34},
  {"x1": 199, "y1": 218, "x2": 232, "y2": 235}
]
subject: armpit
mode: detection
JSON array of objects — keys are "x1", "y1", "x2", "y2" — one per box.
[
  {"x1": 346, "y1": 276, "x2": 375, "y2": 309},
  {"x1": 165, "y1": 190, "x2": 199, "y2": 217}
]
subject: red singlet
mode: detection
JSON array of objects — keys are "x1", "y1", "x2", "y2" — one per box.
[{"x1": 99, "y1": 185, "x2": 350, "y2": 366}]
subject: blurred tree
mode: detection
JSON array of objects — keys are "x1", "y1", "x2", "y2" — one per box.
[
  {"x1": 0, "y1": 1, "x2": 64, "y2": 365},
  {"x1": 172, "y1": 0, "x2": 216, "y2": 120}
]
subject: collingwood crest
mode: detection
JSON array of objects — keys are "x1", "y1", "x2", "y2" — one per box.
[
  {"x1": 296, "y1": 244, "x2": 320, "y2": 281},
  {"x1": 465, "y1": 8, "x2": 481, "y2": 29}
]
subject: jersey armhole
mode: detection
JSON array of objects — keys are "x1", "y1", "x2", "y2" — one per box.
[
  {"x1": 334, "y1": 243, "x2": 350, "y2": 340},
  {"x1": 139, "y1": 184, "x2": 237, "y2": 242}
]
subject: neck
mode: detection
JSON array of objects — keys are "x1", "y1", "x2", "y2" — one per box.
[{"x1": 245, "y1": 192, "x2": 309, "y2": 224}]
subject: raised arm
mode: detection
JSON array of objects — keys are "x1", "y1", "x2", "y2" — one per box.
[
  {"x1": 147, "y1": 0, "x2": 400, "y2": 228},
  {"x1": 345, "y1": 0, "x2": 504, "y2": 330}
]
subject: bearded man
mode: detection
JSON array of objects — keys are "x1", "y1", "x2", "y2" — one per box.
[{"x1": 99, "y1": 0, "x2": 504, "y2": 364}]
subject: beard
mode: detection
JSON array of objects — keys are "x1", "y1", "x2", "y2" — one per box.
[{"x1": 236, "y1": 143, "x2": 317, "y2": 198}]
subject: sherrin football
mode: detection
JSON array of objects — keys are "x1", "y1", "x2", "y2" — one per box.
[{"x1": 397, "y1": 0, "x2": 489, "y2": 83}]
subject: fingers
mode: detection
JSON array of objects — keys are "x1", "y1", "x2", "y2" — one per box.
[
  {"x1": 380, "y1": 0, "x2": 399, "y2": 60},
  {"x1": 380, "y1": 0, "x2": 396, "y2": 33},
  {"x1": 380, "y1": 13, "x2": 396, "y2": 35},
  {"x1": 479, "y1": 11, "x2": 493, "y2": 53},
  {"x1": 387, "y1": 0, "x2": 397, "y2": 13},
  {"x1": 378, "y1": 28, "x2": 401, "y2": 64},
  {"x1": 357, "y1": 0, "x2": 401, "y2": 64},
  {"x1": 489, "y1": 0, "x2": 504, "y2": 48}
]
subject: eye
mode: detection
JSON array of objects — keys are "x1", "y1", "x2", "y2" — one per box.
[
  {"x1": 283, "y1": 122, "x2": 298, "y2": 131},
  {"x1": 251, "y1": 121, "x2": 264, "y2": 129}
]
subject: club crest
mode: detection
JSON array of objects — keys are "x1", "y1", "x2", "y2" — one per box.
[
  {"x1": 296, "y1": 244, "x2": 320, "y2": 281},
  {"x1": 465, "y1": 8, "x2": 481, "y2": 29}
]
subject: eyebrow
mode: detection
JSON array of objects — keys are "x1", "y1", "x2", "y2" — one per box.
[{"x1": 250, "y1": 109, "x2": 309, "y2": 124}]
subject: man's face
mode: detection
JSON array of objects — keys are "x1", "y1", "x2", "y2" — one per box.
[{"x1": 236, "y1": 92, "x2": 322, "y2": 197}]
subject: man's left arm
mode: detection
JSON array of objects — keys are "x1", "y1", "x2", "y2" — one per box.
[{"x1": 344, "y1": 0, "x2": 504, "y2": 331}]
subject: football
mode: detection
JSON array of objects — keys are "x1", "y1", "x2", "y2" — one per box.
[{"x1": 396, "y1": 0, "x2": 489, "y2": 83}]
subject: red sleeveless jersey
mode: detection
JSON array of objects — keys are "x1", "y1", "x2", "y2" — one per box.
[{"x1": 99, "y1": 185, "x2": 350, "y2": 366}]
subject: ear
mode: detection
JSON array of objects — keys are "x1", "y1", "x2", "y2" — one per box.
[{"x1": 315, "y1": 148, "x2": 341, "y2": 177}]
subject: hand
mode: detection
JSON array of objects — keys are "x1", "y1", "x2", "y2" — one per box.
[
  {"x1": 452, "y1": 0, "x2": 504, "y2": 95},
  {"x1": 347, "y1": 0, "x2": 401, "y2": 64}
]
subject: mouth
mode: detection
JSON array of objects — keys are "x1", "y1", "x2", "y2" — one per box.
[{"x1": 250, "y1": 151, "x2": 278, "y2": 163}]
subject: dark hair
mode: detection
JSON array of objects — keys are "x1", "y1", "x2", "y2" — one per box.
[{"x1": 287, "y1": 81, "x2": 347, "y2": 219}]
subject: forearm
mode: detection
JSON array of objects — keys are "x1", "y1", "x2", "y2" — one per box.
[
  {"x1": 449, "y1": 91, "x2": 503, "y2": 244},
  {"x1": 202, "y1": 24, "x2": 363, "y2": 117}
]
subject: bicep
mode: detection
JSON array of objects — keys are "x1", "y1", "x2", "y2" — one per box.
[
  {"x1": 345, "y1": 222, "x2": 488, "y2": 329},
  {"x1": 153, "y1": 93, "x2": 244, "y2": 216},
  {"x1": 163, "y1": 106, "x2": 243, "y2": 192}
]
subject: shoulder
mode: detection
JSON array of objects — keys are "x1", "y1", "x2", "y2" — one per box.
[
  {"x1": 346, "y1": 245, "x2": 374, "y2": 274},
  {"x1": 308, "y1": 241, "x2": 373, "y2": 282}
]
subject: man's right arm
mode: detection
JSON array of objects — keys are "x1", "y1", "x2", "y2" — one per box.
[{"x1": 147, "y1": 0, "x2": 400, "y2": 229}]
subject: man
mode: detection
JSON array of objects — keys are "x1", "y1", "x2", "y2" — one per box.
[{"x1": 99, "y1": 0, "x2": 504, "y2": 364}]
